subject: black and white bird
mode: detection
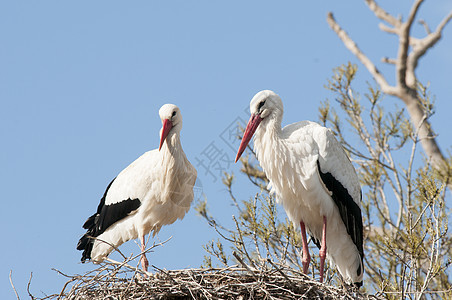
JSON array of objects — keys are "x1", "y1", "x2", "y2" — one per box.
[
  {"x1": 77, "y1": 104, "x2": 197, "y2": 271},
  {"x1": 235, "y1": 90, "x2": 364, "y2": 286}
]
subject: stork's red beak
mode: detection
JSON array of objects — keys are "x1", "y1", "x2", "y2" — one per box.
[
  {"x1": 235, "y1": 114, "x2": 262, "y2": 163},
  {"x1": 159, "y1": 119, "x2": 173, "y2": 151}
]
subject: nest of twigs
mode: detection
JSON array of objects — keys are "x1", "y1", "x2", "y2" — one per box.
[{"x1": 34, "y1": 257, "x2": 382, "y2": 300}]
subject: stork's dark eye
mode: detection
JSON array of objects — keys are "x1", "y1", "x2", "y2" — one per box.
[
  {"x1": 258, "y1": 100, "x2": 266, "y2": 112},
  {"x1": 172, "y1": 111, "x2": 177, "y2": 117}
]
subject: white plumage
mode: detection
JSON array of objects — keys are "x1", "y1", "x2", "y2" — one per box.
[
  {"x1": 77, "y1": 104, "x2": 197, "y2": 271},
  {"x1": 235, "y1": 90, "x2": 364, "y2": 286}
]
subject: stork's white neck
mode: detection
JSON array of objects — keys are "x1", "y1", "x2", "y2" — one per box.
[
  {"x1": 254, "y1": 113, "x2": 282, "y2": 147},
  {"x1": 158, "y1": 129, "x2": 194, "y2": 207},
  {"x1": 161, "y1": 130, "x2": 184, "y2": 161},
  {"x1": 253, "y1": 116, "x2": 286, "y2": 181}
]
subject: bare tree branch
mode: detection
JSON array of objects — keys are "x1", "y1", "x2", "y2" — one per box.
[
  {"x1": 394, "y1": 0, "x2": 424, "y2": 89},
  {"x1": 406, "y1": 0, "x2": 425, "y2": 28},
  {"x1": 379, "y1": 23, "x2": 399, "y2": 35},
  {"x1": 9, "y1": 270, "x2": 20, "y2": 300},
  {"x1": 326, "y1": 12, "x2": 398, "y2": 96},
  {"x1": 418, "y1": 19, "x2": 431, "y2": 34},
  {"x1": 365, "y1": 0, "x2": 401, "y2": 27},
  {"x1": 381, "y1": 57, "x2": 397, "y2": 65},
  {"x1": 407, "y1": 11, "x2": 452, "y2": 85},
  {"x1": 327, "y1": 1, "x2": 452, "y2": 187}
]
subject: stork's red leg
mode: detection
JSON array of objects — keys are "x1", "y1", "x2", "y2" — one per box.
[
  {"x1": 140, "y1": 235, "x2": 149, "y2": 271},
  {"x1": 299, "y1": 221, "x2": 311, "y2": 274},
  {"x1": 319, "y1": 216, "x2": 327, "y2": 283}
]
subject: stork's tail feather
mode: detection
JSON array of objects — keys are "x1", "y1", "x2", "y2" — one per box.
[
  {"x1": 77, "y1": 211, "x2": 99, "y2": 262},
  {"x1": 76, "y1": 233, "x2": 94, "y2": 262},
  {"x1": 354, "y1": 254, "x2": 364, "y2": 288}
]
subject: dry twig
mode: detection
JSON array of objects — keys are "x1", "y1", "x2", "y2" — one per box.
[{"x1": 9, "y1": 270, "x2": 20, "y2": 300}]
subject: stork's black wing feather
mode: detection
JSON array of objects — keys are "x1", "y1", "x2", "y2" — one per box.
[
  {"x1": 316, "y1": 160, "x2": 364, "y2": 275},
  {"x1": 76, "y1": 177, "x2": 141, "y2": 262},
  {"x1": 81, "y1": 177, "x2": 116, "y2": 230}
]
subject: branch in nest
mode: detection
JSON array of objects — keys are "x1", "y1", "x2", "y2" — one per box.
[{"x1": 38, "y1": 263, "x2": 383, "y2": 299}]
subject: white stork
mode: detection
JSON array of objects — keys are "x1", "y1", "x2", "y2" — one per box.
[
  {"x1": 235, "y1": 90, "x2": 364, "y2": 286},
  {"x1": 77, "y1": 104, "x2": 197, "y2": 271}
]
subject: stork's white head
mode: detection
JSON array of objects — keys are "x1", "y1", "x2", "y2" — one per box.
[
  {"x1": 249, "y1": 90, "x2": 283, "y2": 119},
  {"x1": 158, "y1": 104, "x2": 182, "y2": 151},
  {"x1": 235, "y1": 90, "x2": 283, "y2": 162}
]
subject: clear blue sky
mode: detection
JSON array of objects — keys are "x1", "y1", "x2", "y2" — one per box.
[{"x1": 1, "y1": 1, "x2": 451, "y2": 298}]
